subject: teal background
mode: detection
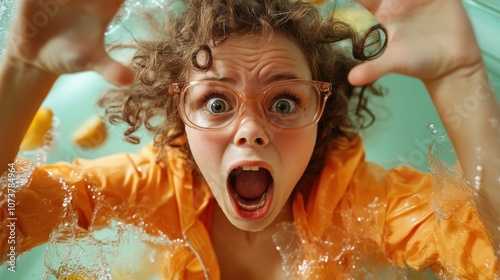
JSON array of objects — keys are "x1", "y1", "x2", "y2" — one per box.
[{"x1": 1, "y1": 0, "x2": 499, "y2": 278}]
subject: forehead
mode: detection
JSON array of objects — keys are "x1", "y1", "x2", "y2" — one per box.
[{"x1": 190, "y1": 33, "x2": 312, "y2": 84}]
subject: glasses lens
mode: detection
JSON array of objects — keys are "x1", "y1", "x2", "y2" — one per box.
[
  {"x1": 263, "y1": 82, "x2": 320, "y2": 128},
  {"x1": 183, "y1": 83, "x2": 238, "y2": 128}
]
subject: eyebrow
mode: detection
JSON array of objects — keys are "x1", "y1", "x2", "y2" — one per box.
[
  {"x1": 264, "y1": 73, "x2": 301, "y2": 84},
  {"x1": 200, "y1": 76, "x2": 237, "y2": 84}
]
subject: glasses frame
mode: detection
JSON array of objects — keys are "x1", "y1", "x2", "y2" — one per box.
[{"x1": 170, "y1": 79, "x2": 332, "y2": 131}]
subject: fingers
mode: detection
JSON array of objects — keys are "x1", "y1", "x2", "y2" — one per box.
[
  {"x1": 93, "y1": 53, "x2": 134, "y2": 86},
  {"x1": 348, "y1": 54, "x2": 394, "y2": 86}
]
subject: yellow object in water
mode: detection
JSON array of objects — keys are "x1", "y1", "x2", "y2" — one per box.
[
  {"x1": 19, "y1": 108, "x2": 53, "y2": 150},
  {"x1": 58, "y1": 274, "x2": 96, "y2": 280},
  {"x1": 72, "y1": 115, "x2": 108, "y2": 149},
  {"x1": 57, "y1": 266, "x2": 96, "y2": 280},
  {"x1": 335, "y1": 8, "x2": 375, "y2": 32}
]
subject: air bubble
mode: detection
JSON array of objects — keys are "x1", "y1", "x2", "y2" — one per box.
[{"x1": 426, "y1": 124, "x2": 438, "y2": 135}]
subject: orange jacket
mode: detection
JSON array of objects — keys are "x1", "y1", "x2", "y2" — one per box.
[{"x1": 1, "y1": 136, "x2": 497, "y2": 279}]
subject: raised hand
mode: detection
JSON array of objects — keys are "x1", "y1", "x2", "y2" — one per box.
[
  {"x1": 5, "y1": 0, "x2": 133, "y2": 85},
  {"x1": 350, "y1": 0, "x2": 500, "y2": 254},
  {"x1": 348, "y1": 0, "x2": 482, "y2": 88}
]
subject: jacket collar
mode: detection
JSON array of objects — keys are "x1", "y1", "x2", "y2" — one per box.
[
  {"x1": 294, "y1": 136, "x2": 365, "y2": 238},
  {"x1": 165, "y1": 139, "x2": 220, "y2": 279}
]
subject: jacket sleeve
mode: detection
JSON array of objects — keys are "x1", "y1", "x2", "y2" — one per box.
[
  {"x1": 0, "y1": 143, "x2": 173, "y2": 263},
  {"x1": 382, "y1": 166, "x2": 498, "y2": 279}
]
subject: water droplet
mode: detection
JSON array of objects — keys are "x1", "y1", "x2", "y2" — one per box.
[
  {"x1": 474, "y1": 175, "x2": 482, "y2": 191},
  {"x1": 427, "y1": 123, "x2": 435, "y2": 130},
  {"x1": 476, "y1": 165, "x2": 483, "y2": 172},
  {"x1": 431, "y1": 129, "x2": 437, "y2": 135}
]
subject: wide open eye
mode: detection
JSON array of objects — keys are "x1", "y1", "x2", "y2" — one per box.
[
  {"x1": 206, "y1": 97, "x2": 229, "y2": 113},
  {"x1": 271, "y1": 98, "x2": 296, "y2": 114}
]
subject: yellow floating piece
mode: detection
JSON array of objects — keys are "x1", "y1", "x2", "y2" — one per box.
[
  {"x1": 335, "y1": 8, "x2": 375, "y2": 32},
  {"x1": 72, "y1": 115, "x2": 108, "y2": 149},
  {"x1": 19, "y1": 108, "x2": 53, "y2": 150},
  {"x1": 58, "y1": 274, "x2": 95, "y2": 280},
  {"x1": 56, "y1": 266, "x2": 96, "y2": 280}
]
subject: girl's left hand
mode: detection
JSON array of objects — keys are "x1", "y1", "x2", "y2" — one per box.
[{"x1": 348, "y1": 0, "x2": 483, "y2": 87}]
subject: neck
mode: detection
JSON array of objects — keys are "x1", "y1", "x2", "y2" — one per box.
[
  {"x1": 210, "y1": 199, "x2": 294, "y2": 248},
  {"x1": 209, "y1": 200, "x2": 294, "y2": 279}
]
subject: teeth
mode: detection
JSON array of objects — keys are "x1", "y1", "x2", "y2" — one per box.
[
  {"x1": 242, "y1": 166, "x2": 260, "y2": 171},
  {"x1": 233, "y1": 190, "x2": 269, "y2": 211}
]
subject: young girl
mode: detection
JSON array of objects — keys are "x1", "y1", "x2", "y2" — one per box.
[{"x1": 1, "y1": 0, "x2": 499, "y2": 279}]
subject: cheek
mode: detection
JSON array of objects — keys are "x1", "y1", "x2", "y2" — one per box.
[
  {"x1": 273, "y1": 126, "x2": 317, "y2": 189},
  {"x1": 185, "y1": 127, "x2": 228, "y2": 176},
  {"x1": 277, "y1": 127, "x2": 317, "y2": 162}
]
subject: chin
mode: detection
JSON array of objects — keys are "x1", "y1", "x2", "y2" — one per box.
[{"x1": 229, "y1": 214, "x2": 276, "y2": 232}]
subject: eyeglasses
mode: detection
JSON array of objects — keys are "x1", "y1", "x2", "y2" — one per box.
[{"x1": 170, "y1": 79, "x2": 332, "y2": 130}]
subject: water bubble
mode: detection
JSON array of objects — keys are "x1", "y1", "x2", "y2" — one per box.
[
  {"x1": 476, "y1": 165, "x2": 483, "y2": 172},
  {"x1": 473, "y1": 175, "x2": 482, "y2": 191},
  {"x1": 426, "y1": 124, "x2": 439, "y2": 135}
]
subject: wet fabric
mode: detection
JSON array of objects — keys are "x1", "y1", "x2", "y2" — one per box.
[{"x1": 1, "y1": 136, "x2": 497, "y2": 279}]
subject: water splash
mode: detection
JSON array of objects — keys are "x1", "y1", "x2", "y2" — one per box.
[
  {"x1": 39, "y1": 176, "x2": 188, "y2": 280},
  {"x1": 272, "y1": 196, "x2": 427, "y2": 279}
]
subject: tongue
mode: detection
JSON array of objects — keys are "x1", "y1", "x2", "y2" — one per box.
[{"x1": 233, "y1": 169, "x2": 271, "y2": 199}]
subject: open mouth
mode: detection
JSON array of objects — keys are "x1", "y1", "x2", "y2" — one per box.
[{"x1": 227, "y1": 166, "x2": 274, "y2": 219}]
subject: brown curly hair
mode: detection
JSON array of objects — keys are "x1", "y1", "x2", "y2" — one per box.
[{"x1": 98, "y1": 0, "x2": 385, "y2": 185}]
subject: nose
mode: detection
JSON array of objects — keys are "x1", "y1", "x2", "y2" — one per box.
[{"x1": 233, "y1": 107, "x2": 271, "y2": 147}]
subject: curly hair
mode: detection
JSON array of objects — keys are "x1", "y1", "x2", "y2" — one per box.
[{"x1": 98, "y1": 0, "x2": 385, "y2": 186}]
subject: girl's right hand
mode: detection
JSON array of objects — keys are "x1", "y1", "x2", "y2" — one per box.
[{"x1": 5, "y1": 0, "x2": 134, "y2": 85}]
